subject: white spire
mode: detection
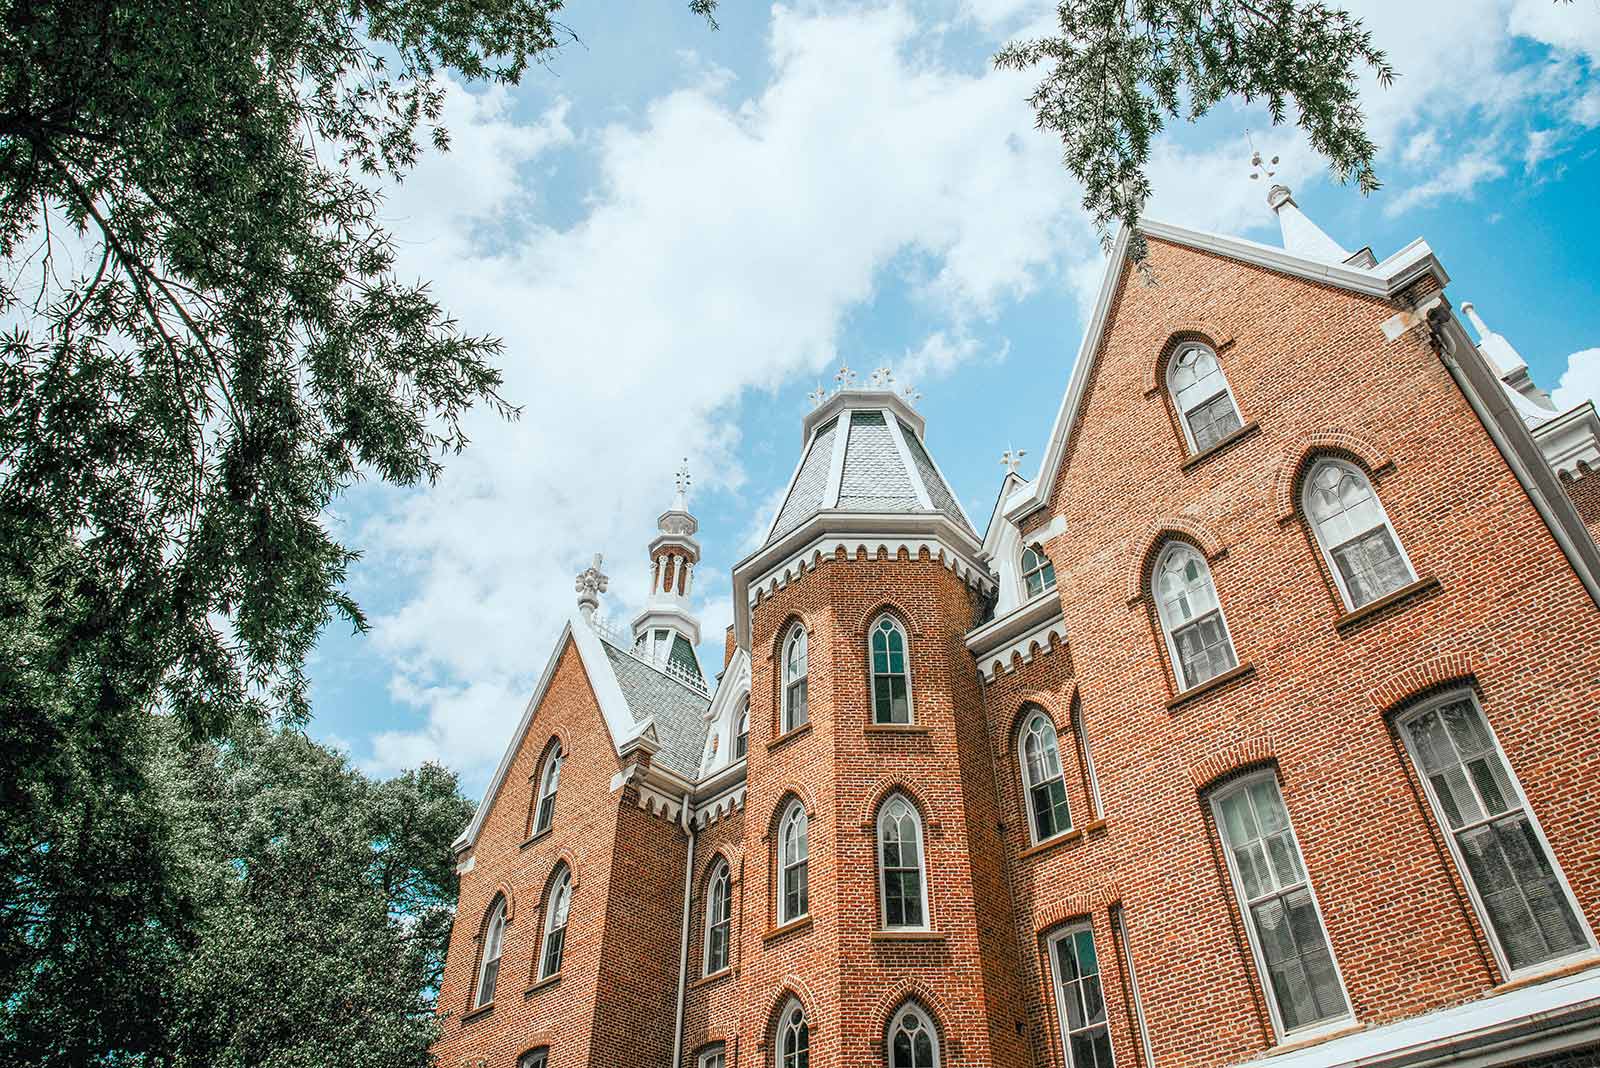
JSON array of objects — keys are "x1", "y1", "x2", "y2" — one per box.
[
  {"x1": 1267, "y1": 184, "x2": 1353, "y2": 263},
  {"x1": 1460, "y1": 301, "x2": 1528, "y2": 376}
]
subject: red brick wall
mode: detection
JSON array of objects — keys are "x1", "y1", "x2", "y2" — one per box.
[
  {"x1": 996, "y1": 235, "x2": 1600, "y2": 1066},
  {"x1": 1563, "y1": 463, "x2": 1600, "y2": 545}
]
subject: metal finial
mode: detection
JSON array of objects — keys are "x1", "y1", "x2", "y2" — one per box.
[
  {"x1": 833, "y1": 363, "x2": 857, "y2": 391},
  {"x1": 807, "y1": 381, "x2": 827, "y2": 408},
  {"x1": 1000, "y1": 446, "x2": 1027, "y2": 473},
  {"x1": 575, "y1": 552, "x2": 610, "y2": 621},
  {"x1": 869, "y1": 366, "x2": 894, "y2": 388},
  {"x1": 1246, "y1": 130, "x2": 1278, "y2": 181},
  {"x1": 900, "y1": 384, "x2": 922, "y2": 406},
  {"x1": 674, "y1": 457, "x2": 692, "y2": 495}
]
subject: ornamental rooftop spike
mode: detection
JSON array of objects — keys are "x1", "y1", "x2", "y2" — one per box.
[{"x1": 1267, "y1": 184, "x2": 1354, "y2": 264}]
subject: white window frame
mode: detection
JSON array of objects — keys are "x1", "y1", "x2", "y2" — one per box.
[
  {"x1": 782, "y1": 625, "x2": 809, "y2": 734},
  {"x1": 1071, "y1": 703, "x2": 1104, "y2": 821},
  {"x1": 697, "y1": 1044, "x2": 726, "y2": 1068},
  {"x1": 474, "y1": 896, "x2": 507, "y2": 1008},
  {"x1": 886, "y1": 1002, "x2": 941, "y2": 1068},
  {"x1": 1301, "y1": 458, "x2": 1417, "y2": 611},
  {"x1": 538, "y1": 866, "x2": 572, "y2": 981},
  {"x1": 1209, "y1": 771, "x2": 1353, "y2": 1042},
  {"x1": 734, "y1": 699, "x2": 749, "y2": 760},
  {"x1": 1396, "y1": 689, "x2": 1595, "y2": 980},
  {"x1": 532, "y1": 742, "x2": 562, "y2": 837},
  {"x1": 776, "y1": 996, "x2": 809, "y2": 1068},
  {"x1": 1046, "y1": 921, "x2": 1115, "y2": 1068},
  {"x1": 1019, "y1": 710, "x2": 1073, "y2": 846},
  {"x1": 876, "y1": 793, "x2": 931, "y2": 931},
  {"x1": 703, "y1": 857, "x2": 732, "y2": 975},
  {"x1": 1166, "y1": 341, "x2": 1244, "y2": 455},
  {"x1": 1151, "y1": 542, "x2": 1239, "y2": 693},
  {"x1": 1020, "y1": 543, "x2": 1057, "y2": 600},
  {"x1": 868, "y1": 613, "x2": 914, "y2": 725},
  {"x1": 778, "y1": 801, "x2": 809, "y2": 925}
]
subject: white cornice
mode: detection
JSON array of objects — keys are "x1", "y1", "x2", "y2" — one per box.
[{"x1": 802, "y1": 387, "x2": 925, "y2": 444}]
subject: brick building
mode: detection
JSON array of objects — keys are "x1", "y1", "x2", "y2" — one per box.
[{"x1": 432, "y1": 188, "x2": 1600, "y2": 1068}]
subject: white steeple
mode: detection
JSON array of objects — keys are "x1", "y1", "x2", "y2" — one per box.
[
  {"x1": 630, "y1": 460, "x2": 705, "y2": 683},
  {"x1": 1267, "y1": 184, "x2": 1354, "y2": 264},
  {"x1": 1461, "y1": 299, "x2": 1554, "y2": 412}
]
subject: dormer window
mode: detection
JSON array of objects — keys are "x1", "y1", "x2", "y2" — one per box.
[
  {"x1": 1021, "y1": 544, "x2": 1056, "y2": 598},
  {"x1": 1168, "y1": 343, "x2": 1243, "y2": 454}
]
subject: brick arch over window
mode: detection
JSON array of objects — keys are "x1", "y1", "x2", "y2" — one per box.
[
  {"x1": 762, "y1": 785, "x2": 820, "y2": 840},
  {"x1": 1272, "y1": 430, "x2": 1396, "y2": 524},
  {"x1": 481, "y1": 882, "x2": 516, "y2": 925},
  {"x1": 1143, "y1": 324, "x2": 1237, "y2": 395},
  {"x1": 1364, "y1": 652, "x2": 1484, "y2": 715},
  {"x1": 765, "y1": 612, "x2": 813, "y2": 664},
  {"x1": 699, "y1": 842, "x2": 746, "y2": 884},
  {"x1": 1032, "y1": 881, "x2": 1122, "y2": 935},
  {"x1": 530, "y1": 849, "x2": 583, "y2": 900},
  {"x1": 1123, "y1": 519, "x2": 1228, "y2": 605},
  {"x1": 1001, "y1": 687, "x2": 1076, "y2": 750},
  {"x1": 1187, "y1": 738, "x2": 1278, "y2": 791},
  {"x1": 759, "y1": 980, "x2": 821, "y2": 1051},
  {"x1": 854, "y1": 776, "x2": 940, "y2": 834},
  {"x1": 850, "y1": 599, "x2": 925, "y2": 639},
  {"x1": 869, "y1": 980, "x2": 958, "y2": 1050}
]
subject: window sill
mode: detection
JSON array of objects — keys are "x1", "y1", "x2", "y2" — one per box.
[
  {"x1": 1018, "y1": 818, "x2": 1107, "y2": 861},
  {"x1": 520, "y1": 827, "x2": 553, "y2": 850},
  {"x1": 523, "y1": 973, "x2": 561, "y2": 997},
  {"x1": 460, "y1": 1001, "x2": 495, "y2": 1023},
  {"x1": 690, "y1": 966, "x2": 737, "y2": 990},
  {"x1": 1167, "y1": 663, "x2": 1256, "y2": 711},
  {"x1": 1333, "y1": 576, "x2": 1440, "y2": 633},
  {"x1": 1490, "y1": 951, "x2": 1600, "y2": 995},
  {"x1": 766, "y1": 721, "x2": 813, "y2": 753},
  {"x1": 864, "y1": 722, "x2": 930, "y2": 735},
  {"x1": 1258, "y1": 1020, "x2": 1363, "y2": 1058},
  {"x1": 871, "y1": 929, "x2": 947, "y2": 943},
  {"x1": 763, "y1": 915, "x2": 814, "y2": 944},
  {"x1": 1181, "y1": 420, "x2": 1261, "y2": 472}
]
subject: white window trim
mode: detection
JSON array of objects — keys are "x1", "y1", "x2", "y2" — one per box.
[
  {"x1": 1020, "y1": 544, "x2": 1057, "y2": 602},
  {"x1": 1072, "y1": 704, "x2": 1104, "y2": 821},
  {"x1": 1018, "y1": 710, "x2": 1073, "y2": 846},
  {"x1": 886, "y1": 1002, "x2": 941, "y2": 1068},
  {"x1": 734, "y1": 699, "x2": 749, "y2": 761},
  {"x1": 1302, "y1": 458, "x2": 1418, "y2": 611},
  {"x1": 782, "y1": 624, "x2": 808, "y2": 734},
  {"x1": 876, "y1": 793, "x2": 932, "y2": 931},
  {"x1": 1209, "y1": 771, "x2": 1355, "y2": 1043},
  {"x1": 868, "y1": 613, "x2": 915, "y2": 725},
  {"x1": 1166, "y1": 341, "x2": 1245, "y2": 455},
  {"x1": 475, "y1": 897, "x2": 506, "y2": 1008},
  {"x1": 697, "y1": 1044, "x2": 726, "y2": 1068},
  {"x1": 703, "y1": 858, "x2": 732, "y2": 975},
  {"x1": 1045, "y1": 920, "x2": 1115, "y2": 1068},
  {"x1": 778, "y1": 801, "x2": 809, "y2": 925},
  {"x1": 1396, "y1": 689, "x2": 1597, "y2": 981},
  {"x1": 1151, "y1": 542, "x2": 1240, "y2": 694},
  {"x1": 538, "y1": 867, "x2": 571, "y2": 981},
  {"x1": 776, "y1": 996, "x2": 809, "y2": 1068},
  {"x1": 533, "y1": 743, "x2": 562, "y2": 836}
]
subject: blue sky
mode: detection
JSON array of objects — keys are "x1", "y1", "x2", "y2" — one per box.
[{"x1": 306, "y1": 0, "x2": 1600, "y2": 793}]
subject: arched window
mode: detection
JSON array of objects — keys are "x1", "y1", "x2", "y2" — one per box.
[
  {"x1": 474, "y1": 896, "x2": 507, "y2": 1008},
  {"x1": 777, "y1": 997, "x2": 810, "y2": 1068},
  {"x1": 870, "y1": 615, "x2": 911, "y2": 725},
  {"x1": 538, "y1": 865, "x2": 572, "y2": 980},
  {"x1": 877, "y1": 794, "x2": 929, "y2": 929},
  {"x1": 703, "y1": 858, "x2": 731, "y2": 974},
  {"x1": 1167, "y1": 342, "x2": 1243, "y2": 454},
  {"x1": 783, "y1": 626, "x2": 809, "y2": 733},
  {"x1": 698, "y1": 1045, "x2": 727, "y2": 1068},
  {"x1": 532, "y1": 742, "x2": 562, "y2": 837},
  {"x1": 519, "y1": 1049, "x2": 549, "y2": 1068},
  {"x1": 778, "y1": 801, "x2": 809, "y2": 924},
  {"x1": 889, "y1": 1003, "x2": 940, "y2": 1068},
  {"x1": 1153, "y1": 543, "x2": 1237, "y2": 690},
  {"x1": 1021, "y1": 544, "x2": 1057, "y2": 598},
  {"x1": 735, "y1": 700, "x2": 750, "y2": 760},
  {"x1": 1302, "y1": 459, "x2": 1416, "y2": 609},
  {"x1": 1019, "y1": 711, "x2": 1072, "y2": 843}
]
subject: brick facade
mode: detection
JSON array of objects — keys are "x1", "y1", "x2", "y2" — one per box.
[{"x1": 434, "y1": 224, "x2": 1600, "y2": 1068}]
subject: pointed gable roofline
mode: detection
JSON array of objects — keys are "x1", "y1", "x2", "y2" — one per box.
[
  {"x1": 452, "y1": 611, "x2": 657, "y2": 854},
  {"x1": 1001, "y1": 220, "x2": 1449, "y2": 527}
]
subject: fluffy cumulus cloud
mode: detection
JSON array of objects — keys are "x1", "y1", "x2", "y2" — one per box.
[
  {"x1": 355, "y1": 4, "x2": 1090, "y2": 780},
  {"x1": 1553, "y1": 349, "x2": 1600, "y2": 413}
]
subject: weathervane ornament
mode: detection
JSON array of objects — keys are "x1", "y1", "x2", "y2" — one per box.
[
  {"x1": 833, "y1": 362, "x2": 857, "y2": 392},
  {"x1": 1246, "y1": 130, "x2": 1278, "y2": 181},
  {"x1": 674, "y1": 458, "x2": 692, "y2": 496},
  {"x1": 901, "y1": 384, "x2": 922, "y2": 405},
  {"x1": 575, "y1": 552, "x2": 609, "y2": 621},
  {"x1": 1000, "y1": 445, "x2": 1027, "y2": 473},
  {"x1": 869, "y1": 366, "x2": 894, "y2": 389},
  {"x1": 807, "y1": 381, "x2": 827, "y2": 408}
]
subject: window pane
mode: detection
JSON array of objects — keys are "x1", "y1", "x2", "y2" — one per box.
[
  {"x1": 1332, "y1": 526, "x2": 1410, "y2": 606},
  {"x1": 1174, "y1": 612, "x2": 1236, "y2": 687},
  {"x1": 1188, "y1": 391, "x2": 1243, "y2": 451}
]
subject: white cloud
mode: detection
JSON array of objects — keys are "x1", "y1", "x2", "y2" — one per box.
[
  {"x1": 1553, "y1": 348, "x2": 1600, "y2": 412},
  {"x1": 1384, "y1": 149, "x2": 1507, "y2": 215},
  {"x1": 353, "y1": 3, "x2": 1088, "y2": 782}
]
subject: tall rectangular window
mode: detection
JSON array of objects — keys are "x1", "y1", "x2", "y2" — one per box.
[
  {"x1": 1047, "y1": 923, "x2": 1114, "y2": 1068},
  {"x1": 1399, "y1": 694, "x2": 1591, "y2": 975},
  {"x1": 1211, "y1": 774, "x2": 1351, "y2": 1038}
]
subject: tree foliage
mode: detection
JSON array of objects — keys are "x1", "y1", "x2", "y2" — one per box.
[{"x1": 996, "y1": 0, "x2": 1396, "y2": 259}]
